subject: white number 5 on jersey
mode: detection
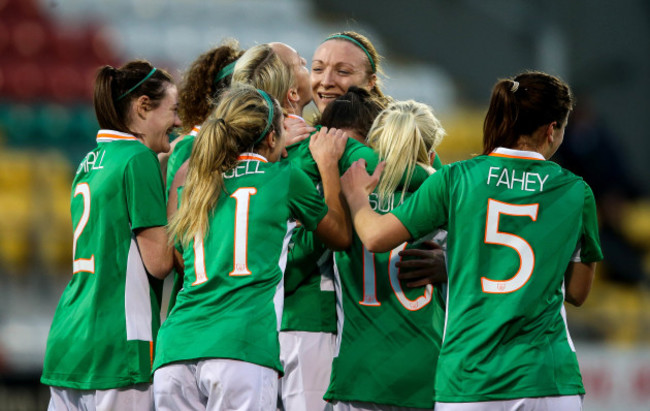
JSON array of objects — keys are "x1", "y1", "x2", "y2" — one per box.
[{"x1": 482, "y1": 198, "x2": 538, "y2": 294}]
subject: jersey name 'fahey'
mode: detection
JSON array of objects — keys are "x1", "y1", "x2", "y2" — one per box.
[{"x1": 486, "y1": 166, "x2": 549, "y2": 192}]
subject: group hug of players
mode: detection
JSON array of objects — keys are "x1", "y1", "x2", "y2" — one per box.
[{"x1": 40, "y1": 31, "x2": 603, "y2": 411}]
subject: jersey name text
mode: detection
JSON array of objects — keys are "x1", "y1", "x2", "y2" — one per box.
[
  {"x1": 487, "y1": 166, "x2": 548, "y2": 192},
  {"x1": 223, "y1": 161, "x2": 265, "y2": 179},
  {"x1": 76, "y1": 150, "x2": 106, "y2": 174}
]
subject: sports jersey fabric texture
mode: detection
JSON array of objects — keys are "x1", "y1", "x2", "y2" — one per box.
[
  {"x1": 153, "y1": 154, "x2": 328, "y2": 374},
  {"x1": 325, "y1": 165, "x2": 444, "y2": 408},
  {"x1": 41, "y1": 130, "x2": 167, "y2": 390},
  {"x1": 391, "y1": 147, "x2": 603, "y2": 402},
  {"x1": 164, "y1": 126, "x2": 199, "y2": 314},
  {"x1": 165, "y1": 126, "x2": 199, "y2": 198},
  {"x1": 280, "y1": 135, "x2": 379, "y2": 334}
]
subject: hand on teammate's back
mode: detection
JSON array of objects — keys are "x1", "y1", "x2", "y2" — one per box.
[
  {"x1": 341, "y1": 159, "x2": 385, "y2": 201},
  {"x1": 309, "y1": 127, "x2": 348, "y2": 165},
  {"x1": 281, "y1": 116, "x2": 316, "y2": 158},
  {"x1": 396, "y1": 240, "x2": 447, "y2": 287}
]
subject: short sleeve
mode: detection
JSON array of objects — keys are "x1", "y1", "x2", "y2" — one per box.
[
  {"x1": 284, "y1": 138, "x2": 321, "y2": 185},
  {"x1": 286, "y1": 137, "x2": 380, "y2": 186},
  {"x1": 391, "y1": 167, "x2": 450, "y2": 240},
  {"x1": 578, "y1": 183, "x2": 604, "y2": 263},
  {"x1": 432, "y1": 150, "x2": 443, "y2": 170},
  {"x1": 166, "y1": 135, "x2": 194, "y2": 197},
  {"x1": 287, "y1": 165, "x2": 328, "y2": 231},
  {"x1": 340, "y1": 138, "x2": 379, "y2": 173},
  {"x1": 124, "y1": 150, "x2": 167, "y2": 230}
]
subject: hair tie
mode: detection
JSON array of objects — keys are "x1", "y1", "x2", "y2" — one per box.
[
  {"x1": 215, "y1": 118, "x2": 226, "y2": 126},
  {"x1": 254, "y1": 89, "x2": 274, "y2": 145},
  {"x1": 214, "y1": 61, "x2": 237, "y2": 85},
  {"x1": 510, "y1": 80, "x2": 520, "y2": 93},
  {"x1": 117, "y1": 67, "x2": 157, "y2": 101},
  {"x1": 324, "y1": 34, "x2": 376, "y2": 73}
]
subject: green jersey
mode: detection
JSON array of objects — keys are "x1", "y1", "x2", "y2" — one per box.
[
  {"x1": 325, "y1": 166, "x2": 445, "y2": 408},
  {"x1": 165, "y1": 126, "x2": 199, "y2": 198},
  {"x1": 392, "y1": 147, "x2": 603, "y2": 402},
  {"x1": 164, "y1": 127, "x2": 199, "y2": 315},
  {"x1": 41, "y1": 130, "x2": 167, "y2": 390},
  {"x1": 282, "y1": 226, "x2": 336, "y2": 332},
  {"x1": 281, "y1": 136, "x2": 379, "y2": 334},
  {"x1": 154, "y1": 154, "x2": 328, "y2": 374}
]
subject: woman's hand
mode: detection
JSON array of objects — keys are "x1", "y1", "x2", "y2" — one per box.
[
  {"x1": 397, "y1": 240, "x2": 447, "y2": 287},
  {"x1": 341, "y1": 159, "x2": 385, "y2": 201},
  {"x1": 309, "y1": 126, "x2": 348, "y2": 165},
  {"x1": 281, "y1": 116, "x2": 316, "y2": 158}
]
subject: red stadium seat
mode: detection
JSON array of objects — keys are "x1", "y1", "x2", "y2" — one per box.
[
  {"x1": 5, "y1": 61, "x2": 45, "y2": 101},
  {"x1": 11, "y1": 19, "x2": 47, "y2": 58}
]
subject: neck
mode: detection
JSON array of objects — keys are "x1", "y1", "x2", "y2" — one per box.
[
  {"x1": 513, "y1": 134, "x2": 548, "y2": 158},
  {"x1": 285, "y1": 104, "x2": 302, "y2": 117}
]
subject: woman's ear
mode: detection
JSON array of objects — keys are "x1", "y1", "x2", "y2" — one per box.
[
  {"x1": 135, "y1": 95, "x2": 152, "y2": 120},
  {"x1": 546, "y1": 121, "x2": 557, "y2": 142},
  {"x1": 288, "y1": 87, "x2": 299, "y2": 105},
  {"x1": 367, "y1": 73, "x2": 377, "y2": 90},
  {"x1": 266, "y1": 129, "x2": 278, "y2": 149}
]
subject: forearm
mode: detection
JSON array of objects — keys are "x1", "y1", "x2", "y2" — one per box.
[
  {"x1": 136, "y1": 226, "x2": 174, "y2": 279},
  {"x1": 347, "y1": 190, "x2": 409, "y2": 253},
  {"x1": 564, "y1": 261, "x2": 596, "y2": 306},
  {"x1": 317, "y1": 159, "x2": 352, "y2": 249}
]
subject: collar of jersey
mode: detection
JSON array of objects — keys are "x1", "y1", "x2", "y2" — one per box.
[
  {"x1": 489, "y1": 147, "x2": 545, "y2": 161},
  {"x1": 238, "y1": 152, "x2": 268, "y2": 163},
  {"x1": 286, "y1": 113, "x2": 305, "y2": 122},
  {"x1": 96, "y1": 129, "x2": 139, "y2": 143},
  {"x1": 190, "y1": 125, "x2": 201, "y2": 136}
]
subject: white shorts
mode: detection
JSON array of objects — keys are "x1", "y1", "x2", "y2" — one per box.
[
  {"x1": 154, "y1": 358, "x2": 278, "y2": 411},
  {"x1": 331, "y1": 400, "x2": 432, "y2": 411},
  {"x1": 278, "y1": 330, "x2": 336, "y2": 411},
  {"x1": 48, "y1": 383, "x2": 153, "y2": 411},
  {"x1": 434, "y1": 395, "x2": 583, "y2": 411}
]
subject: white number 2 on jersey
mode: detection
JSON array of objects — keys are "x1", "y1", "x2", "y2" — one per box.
[
  {"x1": 482, "y1": 198, "x2": 538, "y2": 293},
  {"x1": 72, "y1": 183, "x2": 95, "y2": 274},
  {"x1": 192, "y1": 187, "x2": 257, "y2": 286},
  {"x1": 360, "y1": 244, "x2": 433, "y2": 311}
]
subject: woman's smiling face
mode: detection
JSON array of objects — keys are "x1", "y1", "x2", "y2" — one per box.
[{"x1": 310, "y1": 39, "x2": 375, "y2": 113}]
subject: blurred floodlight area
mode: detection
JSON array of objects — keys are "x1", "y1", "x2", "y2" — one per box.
[{"x1": 1, "y1": 0, "x2": 649, "y2": 409}]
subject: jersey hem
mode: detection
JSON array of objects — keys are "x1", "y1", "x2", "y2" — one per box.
[
  {"x1": 435, "y1": 387, "x2": 586, "y2": 403},
  {"x1": 41, "y1": 375, "x2": 151, "y2": 390},
  {"x1": 324, "y1": 392, "x2": 434, "y2": 409}
]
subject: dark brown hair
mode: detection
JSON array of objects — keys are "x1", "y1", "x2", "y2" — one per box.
[
  {"x1": 93, "y1": 60, "x2": 173, "y2": 136},
  {"x1": 482, "y1": 70, "x2": 575, "y2": 155},
  {"x1": 319, "y1": 86, "x2": 386, "y2": 139},
  {"x1": 178, "y1": 39, "x2": 244, "y2": 134}
]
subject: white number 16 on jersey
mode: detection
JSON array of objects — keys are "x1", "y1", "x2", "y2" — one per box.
[{"x1": 482, "y1": 198, "x2": 538, "y2": 294}]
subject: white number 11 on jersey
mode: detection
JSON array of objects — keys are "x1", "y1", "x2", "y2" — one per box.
[{"x1": 192, "y1": 187, "x2": 257, "y2": 286}]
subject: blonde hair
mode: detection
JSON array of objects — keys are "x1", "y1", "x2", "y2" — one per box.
[
  {"x1": 231, "y1": 43, "x2": 294, "y2": 111},
  {"x1": 168, "y1": 84, "x2": 282, "y2": 247},
  {"x1": 366, "y1": 100, "x2": 446, "y2": 206}
]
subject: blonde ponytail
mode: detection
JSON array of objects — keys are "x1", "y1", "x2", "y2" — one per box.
[
  {"x1": 168, "y1": 84, "x2": 282, "y2": 247},
  {"x1": 367, "y1": 100, "x2": 446, "y2": 207}
]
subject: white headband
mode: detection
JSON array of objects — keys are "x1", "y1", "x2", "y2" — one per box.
[{"x1": 510, "y1": 80, "x2": 520, "y2": 93}]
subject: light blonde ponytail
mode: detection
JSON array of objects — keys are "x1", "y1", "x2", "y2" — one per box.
[{"x1": 367, "y1": 100, "x2": 446, "y2": 207}]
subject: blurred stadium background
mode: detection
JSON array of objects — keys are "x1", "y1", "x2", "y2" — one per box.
[{"x1": 0, "y1": 0, "x2": 649, "y2": 409}]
